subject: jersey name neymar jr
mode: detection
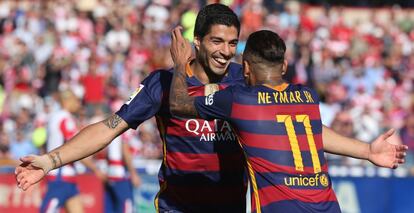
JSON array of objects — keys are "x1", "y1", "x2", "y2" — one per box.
[{"x1": 195, "y1": 83, "x2": 340, "y2": 213}]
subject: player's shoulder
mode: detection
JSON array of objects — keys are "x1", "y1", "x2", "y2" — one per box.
[
  {"x1": 146, "y1": 68, "x2": 173, "y2": 80},
  {"x1": 142, "y1": 68, "x2": 173, "y2": 87},
  {"x1": 289, "y1": 83, "x2": 315, "y2": 92},
  {"x1": 289, "y1": 84, "x2": 320, "y2": 100},
  {"x1": 224, "y1": 62, "x2": 244, "y2": 82}
]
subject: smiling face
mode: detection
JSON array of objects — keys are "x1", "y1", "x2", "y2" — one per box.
[{"x1": 194, "y1": 24, "x2": 239, "y2": 76}]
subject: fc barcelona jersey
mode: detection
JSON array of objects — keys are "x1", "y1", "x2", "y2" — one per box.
[
  {"x1": 116, "y1": 62, "x2": 247, "y2": 212},
  {"x1": 195, "y1": 83, "x2": 340, "y2": 213}
]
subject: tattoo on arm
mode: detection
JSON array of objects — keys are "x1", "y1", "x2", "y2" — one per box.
[
  {"x1": 47, "y1": 152, "x2": 63, "y2": 169},
  {"x1": 170, "y1": 67, "x2": 198, "y2": 117},
  {"x1": 103, "y1": 114, "x2": 122, "y2": 129}
]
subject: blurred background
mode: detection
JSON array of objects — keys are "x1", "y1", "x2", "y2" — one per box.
[{"x1": 0, "y1": 0, "x2": 413, "y2": 212}]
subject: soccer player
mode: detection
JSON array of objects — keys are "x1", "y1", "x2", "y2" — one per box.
[
  {"x1": 16, "y1": 4, "x2": 248, "y2": 212},
  {"x1": 168, "y1": 28, "x2": 408, "y2": 212},
  {"x1": 40, "y1": 90, "x2": 105, "y2": 213}
]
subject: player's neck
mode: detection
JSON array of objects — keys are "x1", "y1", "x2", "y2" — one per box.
[
  {"x1": 190, "y1": 61, "x2": 223, "y2": 84},
  {"x1": 255, "y1": 78, "x2": 286, "y2": 87}
]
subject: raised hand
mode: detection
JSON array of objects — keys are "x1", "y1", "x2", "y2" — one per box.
[
  {"x1": 170, "y1": 26, "x2": 193, "y2": 68},
  {"x1": 368, "y1": 129, "x2": 408, "y2": 169},
  {"x1": 15, "y1": 154, "x2": 53, "y2": 191}
]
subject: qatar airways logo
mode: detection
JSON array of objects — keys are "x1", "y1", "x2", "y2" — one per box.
[{"x1": 185, "y1": 119, "x2": 237, "y2": 142}]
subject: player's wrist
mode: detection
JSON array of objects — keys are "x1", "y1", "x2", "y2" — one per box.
[
  {"x1": 174, "y1": 63, "x2": 187, "y2": 74},
  {"x1": 38, "y1": 154, "x2": 54, "y2": 174},
  {"x1": 366, "y1": 143, "x2": 373, "y2": 162}
]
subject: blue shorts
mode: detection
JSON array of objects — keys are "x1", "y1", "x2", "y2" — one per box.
[
  {"x1": 40, "y1": 181, "x2": 80, "y2": 213},
  {"x1": 104, "y1": 179, "x2": 134, "y2": 213}
]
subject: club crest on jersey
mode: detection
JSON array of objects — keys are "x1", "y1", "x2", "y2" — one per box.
[
  {"x1": 204, "y1": 83, "x2": 219, "y2": 96},
  {"x1": 126, "y1": 84, "x2": 144, "y2": 105}
]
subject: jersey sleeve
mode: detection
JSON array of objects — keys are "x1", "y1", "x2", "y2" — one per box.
[
  {"x1": 60, "y1": 117, "x2": 78, "y2": 141},
  {"x1": 194, "y1": 87, "x2": 233, "y2": 120},
  {"x1": 116, "y1": 71, "x2": 164, "y2": 129}
]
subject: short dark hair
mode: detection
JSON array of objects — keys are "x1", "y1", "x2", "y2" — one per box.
[
  {"x1": 243, "y1": 30, "x2": 286, "y2": 65},
  {"x1": 194, "y1": 3, "x2": 240, "y2": 39}
]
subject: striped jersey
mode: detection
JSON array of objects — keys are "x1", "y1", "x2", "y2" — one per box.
[
  {"x1": 195, "y1": 83, "x2": 340, "y2": 213},
  {"x1": 116, "y1": 62, "x2": 247, "y2": 212},
  {"x1": 47, "y1": 109, "x2": 78, "y2": 182}
]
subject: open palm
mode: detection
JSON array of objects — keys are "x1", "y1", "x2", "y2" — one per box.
[
  {"x1": 368, "y1": 129, "x2": 407, "y2": 169},
  {"x1": 15, "y1": 155, "x2": 48, "y2": 191}
]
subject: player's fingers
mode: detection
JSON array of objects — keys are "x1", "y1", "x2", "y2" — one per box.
[
  {"x1": 395, "y1": 151, "x2": 406, "y2": 159},
  {"x1": 15, "y1": 166, "x2": 24, "y2": 175},
  {"x1": 16, "y1": 172, "x2": 24, "y2": 183},
  {"x1": 21, "y1": 179, "x2": 32, "y2": 191},
  {"x1": 171, "y1": 29, "x2": 177, "y2": 44},
  {"x1": 173, "y1": 26, "x2": 183, "y2": 41},
  {"x1": 17, "y1": 176, "x2": 28, "y2": 188},
  {"x1": 173, "y1": 26, "x2": 183, "y2": 39},
  {"x1": 381, "y1": 128, "x2": 395, "y2": 140},
  {"x1": 20, "y1": 155, "x2": 37, "y2": 163},
  {"x1": 396, "y1": 145, "x2": 408, "y2": 151},
  {"x1": 16, "y1": 170, "x2": 30, "y2": 185},
  {"x1": 397, "y1": 158, "x2": 405, "y2": 164}
]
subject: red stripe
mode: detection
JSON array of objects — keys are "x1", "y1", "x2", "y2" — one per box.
[
  {"x1": 166, "y1": 152, "x2": 244, "y2": 172},
  {"x1": 187, "y1": 85, "x2": 227, "y2": 97},
  {"x1": 188, "y1": 86, "x2": 206, "y2": 97},
  {"x1": 232, "y1": 104, "x2": 321, "y2": 120},
  {"x1": 108, "y1": 160, "x2": 123, "y2": 165},
  {"x1": 239, "y1": 131, "x2": 323, "y2": 151},
  {"x1": 59, "y1": 118, "x2": 78, "y2": 140},
  {"x1": 163, "y1": 184, "x2": 246, "y2": 204},
  {"x1": 257, "y1": 185, "x2": 337, "y2": 206},
  {"x1": 248, "y1": 157, "x2": 328, "y2": 174}
]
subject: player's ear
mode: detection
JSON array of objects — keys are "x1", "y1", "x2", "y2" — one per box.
[
  {"x1": 194, "y1": 36, "x2": 201, "y2": 51},
  {"x1": 281, "y1": 59, "x2": 288, "y2": 76},
  {"x1": 242, "y1": 60, "x2": 251, "y2": 78}
]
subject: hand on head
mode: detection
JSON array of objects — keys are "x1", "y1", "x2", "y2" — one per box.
[{"x1": 170, "y1": 26, "x2": 193, "y2": 67}]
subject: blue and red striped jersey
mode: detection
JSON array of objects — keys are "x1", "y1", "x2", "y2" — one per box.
[
  {"x1": 195, "y1": 83, "x2": 340, "y2": 213},
  {"x1": 116, "y1": 62, "x2": 247, "y2": 212}
]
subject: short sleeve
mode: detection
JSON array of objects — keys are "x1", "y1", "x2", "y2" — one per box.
[
  {"x1": 116, "y1": 71, "x2": 164, "y2": 129},
  {"x1": 194, "y1": 87, "x2": 233, "y2": 120}
]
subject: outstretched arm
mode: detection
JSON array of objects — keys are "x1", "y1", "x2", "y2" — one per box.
[
  {"x1": 323, "y1": 126, "x2": 407, "y2": 169},
  {"x1": 169, "y1": 26, "x2": 198, "y2": 118},
  {"x1": 122, "y1": 141, "x2": 141, "y2": 187},
  {"x1": 15, "y1": 114, "x2": 129, "y2": 190}
]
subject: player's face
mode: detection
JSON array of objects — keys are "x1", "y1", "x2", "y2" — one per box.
[
  {"x1": 195, "y1": 24, "x2": 238, "y2": 76},
  {"x1": 66, "y1": 96, "x2": 81, "y2": 113}
]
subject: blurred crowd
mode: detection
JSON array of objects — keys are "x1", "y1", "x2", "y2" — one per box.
[{"x1": 0, "y1": 0, "x2": 413, "y2": 175}]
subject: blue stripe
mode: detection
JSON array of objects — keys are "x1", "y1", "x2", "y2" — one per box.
[
  {"x1": 256, "y1": 200, "x2": 341, "y2": 213},
  {"x1": 165, "y1": 135, "x2": 241, "y2": 154},
  {"x1": 161, "y1": 168, "x2": 246, "y2": 186},
  {"x1": 233, "y1": 119, "x2": 322, "y2": 135},
  {"x1": 244, "y1": 146, "x2": 326, "y2": 168}
]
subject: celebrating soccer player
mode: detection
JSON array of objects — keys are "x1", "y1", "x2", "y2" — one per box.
[{"x1": 169, "y1": 28, "x2": 408, "y2": 212}]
